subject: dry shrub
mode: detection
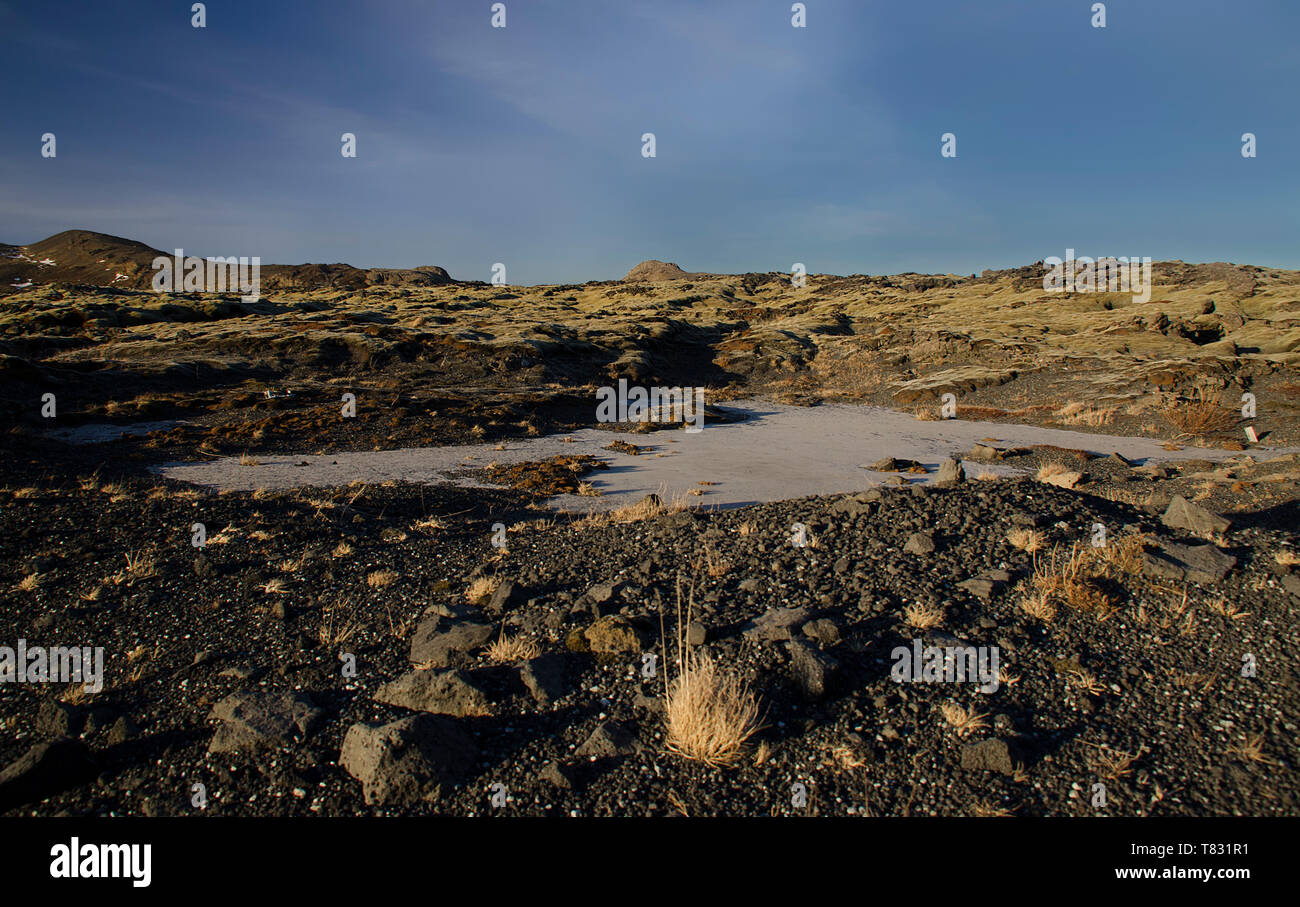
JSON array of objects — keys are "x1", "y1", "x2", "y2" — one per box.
[
  {"x1": 1093, "y1": 532, "x2": 1148, "y2": 576},
  {"x1": 577, "y1": 487, "x2": 698, "y2": 529},
  {"x1": 1055, "y1": 401, "x2": 1115, "y2": 427},
  {"x1": 957, "y1": 405, "x2": 1011, "y2": 419},
  {"x1": 1020, "y1": 542, "x2": 1119, "y2": 619},
  {"x1": 1161, "y1": 388, "x2": 1236, "y2": 437}
]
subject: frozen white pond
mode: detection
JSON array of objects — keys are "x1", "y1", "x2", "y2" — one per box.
[
  {"x1": 151, "y1": 400, "x2": 1278, "y2": 511},
  {"x1": 50, "y1": 420, "x2": 188, "y2": 444}
]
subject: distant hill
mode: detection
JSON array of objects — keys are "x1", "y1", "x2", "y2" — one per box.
[
  {"x1": 0, "y1": 230, "x2": 163, "y2": 290},
  {"x1": 0, "y1": 229, "x2": 454, "y2": 293},
  {"x1": 623, "y1": 260, "x2": 695, "y2": 282}
]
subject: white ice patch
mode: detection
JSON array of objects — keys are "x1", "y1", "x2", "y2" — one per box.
[{"x1": 153, "y1": 400, "x2": 1295, "y2": 512}]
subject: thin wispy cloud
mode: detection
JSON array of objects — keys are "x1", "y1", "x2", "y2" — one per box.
[{"x1": 0, "y1": 0, "x2": 1295, "y2": 281}]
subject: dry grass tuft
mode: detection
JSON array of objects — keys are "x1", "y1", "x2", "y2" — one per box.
[
  {"x1": 664, "y1": 649, "x2": 762, "y2": 767},
  {"x1": 1162, "y1": 388, "x2": 1236, "y2": 438},
  {"x1": 123, "y1": 550, "x2": 157, "y2": 579},
  {"x1": 465, "y1": 575, "x2": 500, "y2": 605},
  {"x1": 1018, "y1": 587, "x2": 1057, "y2": 622},
  {"x1": 827, "y1": 742, "x2": 869, "y2": 770},
  {"x1": 1063, "y1": 665, "x2": 1107, "y2": 696},
  {"x1": 903, "y1": 601, "x2": 944, "y2": 630},
  {"x1": 411, "y1": 516, "x2": 445, "y2": 534},
  {"x1": 661, "y1": 571, "x2": 763, "y2": 767},
  {"x1": 1274, "y1": 549, "x2": 1300, "y2": 567},
  {"x1": 1086, "y1": 744, "x2": 1139, "y2": 780},
  {"x1": 970, "y1": 799, "x2": 1015, "y2": 817},
  {"x1": 484, "y1": 632, "x2": 541, "y2": 664},
  {"x1": 1006, "y1": 527, "x2": 1045, "y2": 554},
  {"x1": 1019, "y1": 542, "x2": 1118, "y2": 619},
  {"x1": 575, "y1": 487, "x2": 699, "y2": 529},
  {"x1": 366, "y1": 568, "x2": 399, "y2": 589},
  {"x1": 939, "y1": 701, "x2": 989, "y2": 738},
  {"x1": 1227, "y1": 733, "x2": 1271, "y2": 765},
  {"x1": 608, "y1": 494, "x2": 667, "y2": 523},
  {"x1": 319, "y1": 599, "x2": 361, "y2": 646},
  {"x1": 206, "y1": 525, "x2": 239, "y2": 546},
  {"x1": 1173, "y1": 670, "x2": 1216, "y2": 692},
  {"x1": 1204, "y1": 596, "x2": 1250, "y2": 621},
  {"x1": 1093, "y1": 532, "x2": 1148, "y2": 576},
  {"x1": 703, "y1": 544, "x2": 730, "y2": 578},
  {"x1": 1055, "y1": 401, "x2": 1115, "y2": 427}
]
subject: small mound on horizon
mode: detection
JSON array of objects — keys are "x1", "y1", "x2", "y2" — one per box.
[{"x1": 624, "y1": 260, "x2": 691, "y2": 282}]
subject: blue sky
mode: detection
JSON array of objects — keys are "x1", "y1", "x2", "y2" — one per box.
[{"x1": 2, "y1": 0, "x2": 1297, "y2": 283}]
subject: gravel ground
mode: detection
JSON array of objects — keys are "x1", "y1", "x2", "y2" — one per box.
[{"x1": 2, "y1": 426, "x2": 1296, "y2": 817}]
